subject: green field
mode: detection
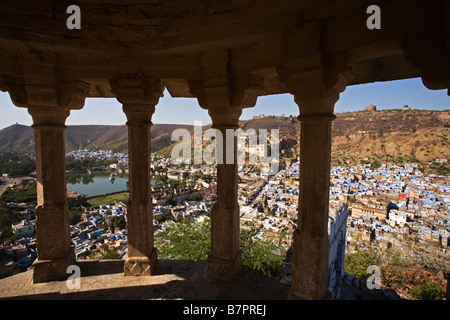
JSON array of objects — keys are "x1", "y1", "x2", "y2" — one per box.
[{"x1": 86, "y1": 192, "x2": 129, "y2": 207}]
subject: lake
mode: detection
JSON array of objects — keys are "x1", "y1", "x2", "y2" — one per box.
[{"x1": 66, "y1": 172, "x2": 131, "y2": 197}]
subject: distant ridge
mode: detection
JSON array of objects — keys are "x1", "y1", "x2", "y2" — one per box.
[
  {"x1": 0, "y1": 124, "x2": 34, "y2": 153},
  {"x1": 0, "y1": 123, "x2": 193, "y2": 154},
  {"x1": 158, "y1": 109, "x2": 450, "y2": 165},
  {"x1": 0, "y1": 109, "x2": 449, "y2": 165}
]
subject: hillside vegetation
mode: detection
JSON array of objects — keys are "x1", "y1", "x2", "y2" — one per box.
[{"x1": 0, "y1": 108, "x2": 449, "y2": 169}]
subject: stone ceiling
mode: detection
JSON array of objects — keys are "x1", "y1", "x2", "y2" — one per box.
[{"x1": 0, "y1": 0, "x2": 448, "y2": 99}]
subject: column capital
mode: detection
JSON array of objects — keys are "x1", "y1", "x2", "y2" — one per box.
[
  {"x1": 28, "y1": 107, "x2": 71, "y2": 129},
  {"x1": 5, "y1": 79, "x2": 89, "y2": 111},
  {"x1": 208, "y1": 105, "x2": 243, "y2": 129},
  {"x1": 4, "y1": 79, "x2": 89, "y2": 128},
  {"x1": 297, "y1": 112, "x2": 337, "y2": 122},
  {"x1": 122, "y1": 104, "x2": 156, "y2": 126},
  {"x1": 403, "y1": 31, "x2": 450, "y2": 95},
  {"x1": 4, "y1": 50, "x2": 90, "y2": 110},
  {"x1": 278, "y1": 51, "x2": 356, "y2": 114},
  {"x1": 189, "y1": 75, "x2": 262, "y2": 127},
  {"x1": 189, "y1": 50, "x2": 263, "y2": 127},
  {"x1": 110, "y1": 76, "x2": 164, "y2": 106},
  {"x1": 110, "y1": 76, "x2": 164, "y2": 125}
]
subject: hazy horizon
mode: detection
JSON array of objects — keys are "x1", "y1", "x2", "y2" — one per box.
[
  {"x1": 0, "y1": 77, "x2": 448, "y2": 130},
  {"x1": 2, "y1": 104, "x2": 450, "y2": 131}
]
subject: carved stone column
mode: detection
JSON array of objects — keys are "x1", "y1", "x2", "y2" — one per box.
[
  {"x1": 190, "y1": 50, "x2": 262, "y2": 281},
  {"x1": 30, "y1": 107, "x2": 76, "y2": 283},
  {"x1": 207, "y1": 106, "x2": 243, "y2": 281},
  {"x1": 278, "y1": 38, "x2": 355, "y2": 298},
  {"x1": 110, "y1": 77, "x2": 163, "y2": 276},
  {"x1": 291, "y1": 110, "x2": 336, "y2": 299},
  {"x1": 5, "y1": 69, "x2": 89, "y2": 282}
]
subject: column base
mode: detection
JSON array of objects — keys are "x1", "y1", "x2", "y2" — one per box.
[
  {"x1": 32, "y1": 246, "x2": 76, "y2": 283},
  {"x1": 207, "y1": 250, "x2": 242, "y2": 281},
  {"x1": 288, "y1": 230, "x2": 331, "y2": 299},
  {"x1": 124, "y1": 249, "x2": 158, "y2": 276}
]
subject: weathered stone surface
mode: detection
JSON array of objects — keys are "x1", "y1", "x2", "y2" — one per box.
[
  {"x1": 32, "y1": 246, "x2": 76, "y2": 284},
  {"x1": 0, "y1": 1, "x2": 448, "y2": 97},
  {"x1": 124, "y1": 252, "x2": 158, "y2": 277},
  {"x1": 0, "y1": 260, "x2": 290, "y2": 300},
  {"x1": 287, "y1": 112, "x2": 336, "y2": 300},
  {"x1": 0, "y1": 0, "x2": 448, "y2": 300},
  {"x1": 9, "y1": 83, "x2": 89, "y2": 283},
  {"x1": 112, "y1": 76, "x2": 164, "y2": 276}
]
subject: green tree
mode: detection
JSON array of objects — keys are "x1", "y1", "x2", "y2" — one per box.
[
  {"x1": 108, "y1": 215, "x2": 126, "y2": 232},
  {"x1": 0, "y1": 153, "x2": 35, "y2": 177},
  {"x1": 0, "y1": 182, "x2": 37, "y2": 204},
  {"x1": 371, "y1": 160, "x2": 381, "y2": 170},
  {"x1": 69, "y1": 207, "x2": 83, "y2": 225},
  {"x1": 155, "y1": 219, "x2": 286, "y2": 279},
  {"x1": 155, "y1": 219, "x2": 211, "y2": 261},
  {"x1": 188, "y1": 192, "x2": 202, "y2": 202},
  {"x1": 240, "y1": 226, "x2": 284, "y2": 279}
]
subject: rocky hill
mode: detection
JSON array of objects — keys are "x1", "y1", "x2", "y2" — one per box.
[
  {"x1": 331, "y1": 108, "x2": 450, "y2": 166},
  {"x1": 0, "y1": 108, "x2": 449, "y2": 168},
  {"x1": 0, "y1": 123, "x2": 193, "y2": 154},
  {"x1": 162, "y1": 108, "x2": 450, "y2": 167}
]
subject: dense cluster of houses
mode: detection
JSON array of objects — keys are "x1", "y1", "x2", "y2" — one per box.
[
  {"x1": 333, "y1": 162, "x2": 450, "y2": 250},
  {"x1": 67, "y1": 149, "x2": 128, "y2": 163},
  {"x1": 2, "y1": 152, "x2": 449, "y2": 282},
  {"x1": 0, "y1": 204, "x2": 37, "y2": 271},
  {"x1": 71, "y1": 203, "x2": 128, "y2": 259}
]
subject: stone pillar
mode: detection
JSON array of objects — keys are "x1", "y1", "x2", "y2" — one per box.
[
  {"x1": 189, "y1": 50, "x2": 262, "y2": 280},
  {"x1": 289, "y1": 110, "x2": 336, "y2": 300},
  {"x1": 4, "y1": 55, "x2": 89, "y2": 282},
  {"x1": 207, "y1": 107, "x2": 242, "y2": 281},
  {"x1": 123, "y1": 105, "x2": 157, "y2": 275},
  {"x1": 110, "y1": 77, "x2": 163, "y2": 276},
  {"x1": 29, "y1": 107, "x2": 76, "y2": 283},
  {"x1": 278, "y1": 33, "x2": 355, "y2": 297}
]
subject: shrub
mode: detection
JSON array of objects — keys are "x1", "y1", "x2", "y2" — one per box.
[
  {"x1": 409, "y1": 281, "x2": 445, "y2": 300},
  {"x1": 240, "y1": 227, "x2": 284, "y2": 279},
  {"x1": 345, "y1": 248, "x2": 381, "y2": 280},
  {"x1": 155, "y1": 219, "x2": 286, "y2": 279},
  {"x1": 154, "y1": 219, "x2": 211, "y2": 261},
  {"x1": 100, "y1": 250, "x2": 121, "y2": 260}
]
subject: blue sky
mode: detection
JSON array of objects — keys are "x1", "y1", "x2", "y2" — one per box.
[{"x1": 0, "y1": 77, "x2": 448, "y2": 130}]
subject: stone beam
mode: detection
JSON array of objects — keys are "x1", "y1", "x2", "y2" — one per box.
[{"x1": 110, "y1": 75, "x2": 164, "y2": 276}]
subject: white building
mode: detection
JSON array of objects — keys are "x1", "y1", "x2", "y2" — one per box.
[{"x1": 12, "y1": 220, "x2": 35, "y2": 237}]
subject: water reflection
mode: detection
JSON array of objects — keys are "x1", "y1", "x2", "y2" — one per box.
[
  {"x1": 66, "y1": 172, "x2": 95, "y2": 185},
  {"x1": 66, "y1": 171, "x2": 129, "y2": 197}
]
